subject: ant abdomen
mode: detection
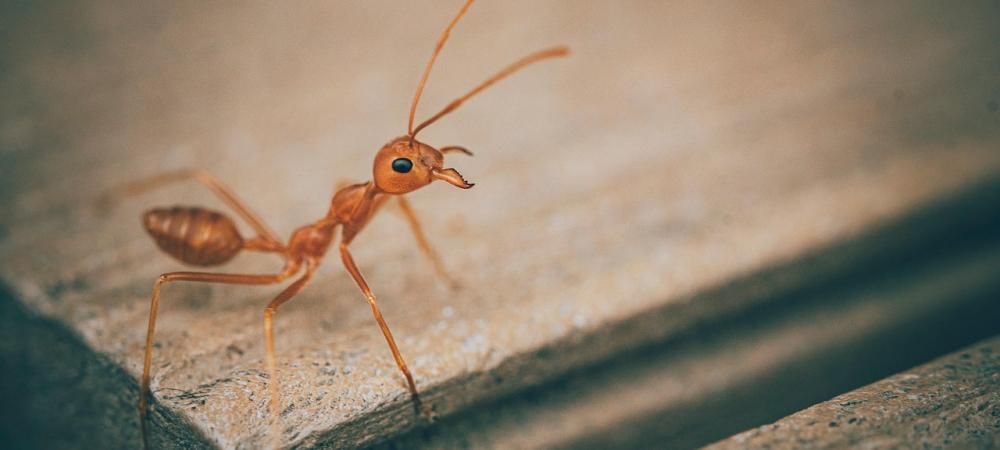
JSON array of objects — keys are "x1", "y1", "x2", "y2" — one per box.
[{"x1": 143, "y1": 206, "x2": 244, "y2": 266}]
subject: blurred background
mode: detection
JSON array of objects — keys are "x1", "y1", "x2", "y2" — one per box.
[{"x1": 1, "y1": 1, "x2": 998, "y2": 449}]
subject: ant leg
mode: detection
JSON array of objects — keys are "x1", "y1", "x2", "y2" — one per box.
[
  {"x1": 139, "y1": 265, "x2": 299, "y2": 450},
  {"x1": 439, "y1": 146, "x2": 473, "y2": 156},
  {"x1": 338, "y1": 243, "x2": 429, "y2": 417},
  {"x1": 104, "y1": 169, "x2": 284, "y2": 249},
  {"x1": 262, "y1": 263, "x2": 316, "y2": 446},
  {"x1": 395, "y1": 196, "x2": 459, "y2": 289}
]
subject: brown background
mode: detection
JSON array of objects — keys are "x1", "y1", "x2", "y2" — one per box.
[{"x1": 1, "y1": 1, "x2": 998, "y2": 448}]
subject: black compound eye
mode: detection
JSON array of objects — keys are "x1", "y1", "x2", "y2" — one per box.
[{"x1": 391, "y1": 157, "x2": 413, "y2": 174}]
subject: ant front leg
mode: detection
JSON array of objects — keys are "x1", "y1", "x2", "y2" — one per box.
[
  {"x1": 396, "y1": 195, "x2": 460, "y2": 289},
  {"x1": 139, "y1": 265, "x2": 298, "y2": 450},
  {"x1": 338, "y1": 242, "x2": 431, "y2": 418}
]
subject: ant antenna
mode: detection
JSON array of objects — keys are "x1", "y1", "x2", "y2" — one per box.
[
  {"x1": 408, "y1": 0, "x2": 475, "y2": 137},
  {"x1": 411, "y1": 46, "x2": 570, "y2": 137}
]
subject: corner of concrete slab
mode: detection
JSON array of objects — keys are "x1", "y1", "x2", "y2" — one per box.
[{"x1": 0, "y1": 282, "x2": 214, "y2": 450}]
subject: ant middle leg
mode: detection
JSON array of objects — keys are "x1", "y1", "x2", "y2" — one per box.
[
  {"x1": 139, "y1": 265, "x2": 299, "y2": 450},
  {"x1": 262, "y1": 262, "x2": 316, "y2": 445}
]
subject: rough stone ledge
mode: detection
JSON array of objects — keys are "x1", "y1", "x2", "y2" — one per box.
[
  {"x1": 369, "y1": 184, "x2": 1000, "y2": 449},
  {"x1": 2, "y1": 1, "x2": 999, "y2": 449},
  {"x1": 0, "y1": 285, "x2": 212, "y2": 449},
  {"x1": 5, "y1": 172, "x2": 996, "y2": 450},
  {"x1": 706, "y1": 335, "x2": 1000, "y2": 450}
]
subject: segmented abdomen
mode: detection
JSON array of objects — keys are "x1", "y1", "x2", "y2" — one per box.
[{"x1": 143, "y1": 206, "x2": 244, "y2": 266}]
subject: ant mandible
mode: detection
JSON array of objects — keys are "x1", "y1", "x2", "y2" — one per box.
[{"x1": 119, "y1": 0, "x2": 568, "y2": 447}]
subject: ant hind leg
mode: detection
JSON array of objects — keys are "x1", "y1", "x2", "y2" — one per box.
[
  {"x1": 102, "y1": 169, "x2": 284, "y2": 249},
  {"x1": 139, "y1": 267, "x2": 297, "y2": 450}
]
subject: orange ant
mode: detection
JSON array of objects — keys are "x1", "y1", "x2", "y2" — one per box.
[{"x1": 115, "y1": 0, "x2": 568, "y2": 447}]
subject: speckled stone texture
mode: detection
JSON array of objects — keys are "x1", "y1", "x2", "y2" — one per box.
[
  {"x1": 369, "y1": 225, "x2": 1000, "y2": 450},
  {"x1": 1, "y1": 0, "x2": 999, "y2": 449},
  {"x1": 707, "y1": 336, "x2": 1000, "y2": 450}
]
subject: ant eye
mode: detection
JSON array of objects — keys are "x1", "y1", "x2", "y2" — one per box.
[{"x1": 391, "y1": 158, "x2": 413, "y2": 174}]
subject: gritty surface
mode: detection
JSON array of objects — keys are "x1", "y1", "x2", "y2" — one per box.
[
  {"x1": 707, "y1": 335, "x2": 1000, "y2": 450},
  {"x1": 373, "y1": 235, "x2": 1000, "y2": 449},
  {"x1": 1, "y1": 1, "x2": 999, "y2": 448}
]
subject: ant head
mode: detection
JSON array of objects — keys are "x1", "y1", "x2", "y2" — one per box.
[
  {"x1": 376, "y1": 0, "x2": 567, "y2": 195},
  {"x1": 373, "y1": 137, "x2": 473, "y2": 194}
]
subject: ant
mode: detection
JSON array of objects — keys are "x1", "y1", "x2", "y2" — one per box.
[{"x1": 112, "y1": 0, "x2": 568, "y2": 448}]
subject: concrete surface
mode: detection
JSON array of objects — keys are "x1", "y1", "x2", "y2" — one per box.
[
  {"x1": 706, "y1": 335, "x2": 1000, "y2": 450},
  {"x1": 371, "y1": 188, "x2": 1000, "y2": 449},
  {"x1": 1, "y1": 0, "x2": 999, "y2": 448}
]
